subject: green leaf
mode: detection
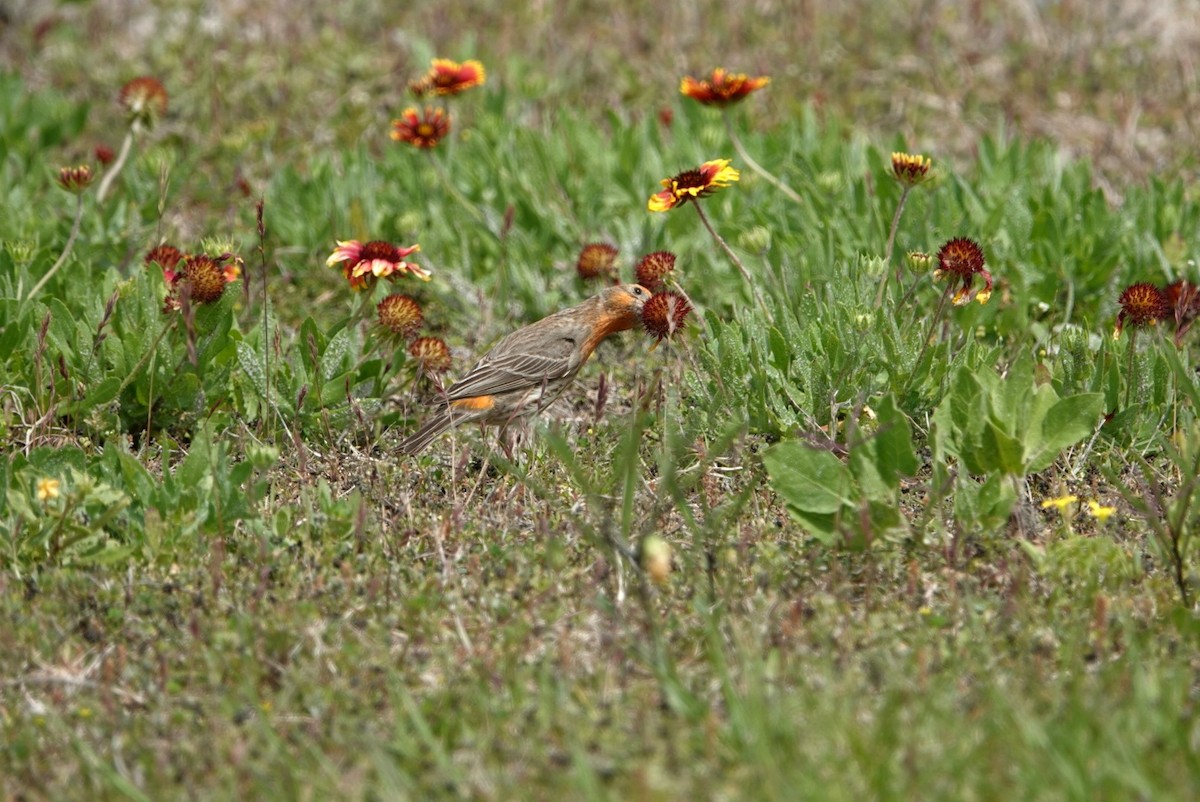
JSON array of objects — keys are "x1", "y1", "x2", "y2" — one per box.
[
  {"x1": 321, "y1": 326, "x2": 355, "y2": 385},
  {"x1": 1026, "y1": 392, "x2": 1104, "y2": 473},
  {"x1": 783, "y1": 508, "x2": 840, "y2": 547},
  {"x1": 981, "y1": 417, "x2": 1026, "y2": 475},
  {"x1": 82, "y1": 377, "x2": 121, "y2": 407},
  {"x1": 763, "y1": 441, "x2": 852, "y2": 515},
  {"x1": 236, "y1": 341, "x2": 269, "y2": 400},
  {"x1": 871, "y1": 394, "x2": 918, "y2": 487}
]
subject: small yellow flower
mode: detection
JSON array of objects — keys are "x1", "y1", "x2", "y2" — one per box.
[
  {"x1": 1040, "y1": 494, "x2": 1078, "y2": 512},
  {"x1": 1087, "y1": 500, "x2": 1116, "y2": 524},
  {"x1": 36, "y1": 477, "x2": 61, "y2": 502}
]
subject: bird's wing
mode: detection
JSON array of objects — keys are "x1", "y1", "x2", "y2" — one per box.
[{"x1": 446, "y1": 336, "x2": 579, "y2": 400}]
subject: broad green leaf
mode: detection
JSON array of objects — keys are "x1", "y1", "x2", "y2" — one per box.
[
  {"x1": 763, "y1": 441, "x2": 852, "y2": 515},
  {"x1": 1027, "y1": 392, "x2": 1104, "y2": 473},
  {"x1": 82, "y1": 376, "x2": 121, "y2": 407},
  {"x1": 981, "y1": 417, "x2": 1026, "y2": 475}
]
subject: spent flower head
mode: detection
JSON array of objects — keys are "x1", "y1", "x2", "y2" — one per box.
[
  {"x1": 94, "y1": 143, "x2": 116, "y2": 166},
  {"x1": 679, "y1": 68, "x2": 770, "y2": 107},
  {"x1": 390, "y1": 107, "x2": 450, "y2": 149},
  {"x1": 181, "y1": 254, "x2": 232, "y2": 304},
  {"x1": 409, "y1": 336, "x2": 452, "y2": 373},
  {"x1": 327, "y1": 239, "x2": 427, "y2": 292},
  {"x1": 635, "y1": 251, "x2": 677, "y2": 292},
  {"x1": 410, "y1": 59, "x2": 486, "y2": 97},
  {"x1": 145, "y1": 243, "x2": 185, "y2": 273},
  {"x1": 648, "y1": 159, "x2": 739, "y2": 212},
  {"x1": 576, "y1": 242, "x2": 619, "y2": 282},
  {"x1": 1164, "y1": 279, "x2": 1200, "y2": 344},
  {"x1": 891, "y1": 152, "x2": 932, "y2": 187},
  {"x1": 934, "y1": 237, "x2": 992, "y2": 305},
  {"x1": 642, "y1": 290, "x2": 692, "y2": 342},
  {"x1": 57, "y1": 164, "x2": 94, "y2": 194},
  {"x1": 1113, "y1": 282, "x2": 1169, "y2": 339},
  {"x1": 118, "y1": 76, "x2": 168, "y2": 129},
  {"x1": 378, "y1": 294, "x2": 424, "y2": 339}
]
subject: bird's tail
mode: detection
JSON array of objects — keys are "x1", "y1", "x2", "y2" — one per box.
[{"x1": 398, "y1": 409, "x2": 456, "y2": 456}]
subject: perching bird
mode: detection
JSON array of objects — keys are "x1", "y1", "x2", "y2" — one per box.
[{"x1": 399, "y1": 283, "x2": 652, "y2": 455}]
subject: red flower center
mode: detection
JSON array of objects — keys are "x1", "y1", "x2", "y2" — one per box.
[
  {"x1": 1119, "y1": 283, "x2": 1169, "y2": 326},
  {"x1": 937, "y1": 238, "x2": 985, "y2": 276},
  {"x1": 672, "y1": 169, "x2": 708, "y2": 192},
  {"x1": 361, "y1": 241, "x2": 399, "y2": 262}
]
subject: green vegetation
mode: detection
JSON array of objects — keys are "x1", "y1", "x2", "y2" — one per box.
[{"x1": 2, "y1": 1, "x2": 1200, "y2": 799}]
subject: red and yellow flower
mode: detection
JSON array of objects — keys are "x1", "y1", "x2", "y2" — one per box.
[
  {"x1": 410, "y1": 59, "x2": 486, "y2": 97},
  {"x1": 933, "y1": 237, "x2": 992, "y2": 305},
  {"x1": 326, "y1": 240, "x2": 427, "y2": 291},
  {"x1": 680, "y1": 68, "x2": 770, "y2": 106},
  {"x1": 57, "y1": 164, "x2": 94, "y2": 194},
  {"x1": 891, "y1": 152, "x2": 932, "y2": 187},
  {"x1": 648, "y1": 159, "x2": 739, "y2": 212},
  {"x1": 390, "y1": 107, "x2": 451, "y2": 149}
]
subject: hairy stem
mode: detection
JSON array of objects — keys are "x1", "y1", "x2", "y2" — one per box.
[
  {"x1": 692, "y1": 202, "x2": 772, "y2": 322},
  {"x1": 26, "y1": 194, "x2": 85, "y2": 302},
  {"x1": 721, "y1": 111, "x2": 803, "y2": 205},
  {"x1": 874, "y1": 186, "x2": 913, "y2": 308},
  {"x1": 96, "y1": 129, "x2": 136, "y2": 204}
]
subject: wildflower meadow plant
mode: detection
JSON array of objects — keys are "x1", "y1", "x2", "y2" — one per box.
[
  {"x1": 409, "y1": 336, "x2": 452, "y2": 376},
  {"x1": 26, "y1": 164, "x2": 94, "y2": 300},
  {"x1": 1114, "y1": 281, "x2": 1171, "y2": 408},
  {"x1": 874, "y1": 152, "x2": 935, "y2": 308},
  {"x1": 408, "y1": 58, "x2": 486, "y2": 97},
  {"x1": 679, "y1": 68, "x2": 801, "y2": 204},
  {"x1": 326, "y1": 240, "x2": 427, "y2": 293},
  {"x1": 635, "y1": 251, "x2": 676, "y2": 292},
  {"x1": 390, "y1": 106, "x2": 451, "y2": 149},
  {"x1": 641, "y1": 291, "x2": 692, "y2": 344},
  {"x1": 377, "y1": 294, "x2": 424, "y2": 338},
  {"x1": 648, "y1": 158, "x2": 768, "y2": 317},
  {"x1": 97, "y1": 76, "x2": 168, "y2": 203},
  {"x1": 393, "y1": 59, "x2": 489, "y2": 251},
  {"x1": 576, "y1": 243, "x2": 620, "y2": 283}
]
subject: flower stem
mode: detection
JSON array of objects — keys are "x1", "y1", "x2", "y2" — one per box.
[
  {"x1": 26, "y1": 194, "x2": 84, "y2": 302},
  {"x1": 428, "y1": 150, "x2": 487, "y2": 228},
  {"x1": 116, "y1": 317, "x2": 177, "y2": 399},
  {"x1": 96, "y1": 129, "x2": 135, "y2": 205},
  {"x1": 721, "y1": 111, "x2": 803, "y2": 205},
  {"x1": 692, "y1": 202, "x2": 772, "y2": 322},
  {"x1": 903, "y1": 289, "x2": 952, "y2": 395},
  {"x1": 873, "y1": 186, "x2": 912, "y2": 309},
  {"x1": 1124, "y1": 328, "x2": 1138, "y2": 410}
]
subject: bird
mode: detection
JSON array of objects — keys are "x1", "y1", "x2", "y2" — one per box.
[{"x1": 399, "y1": 283, "x2": 652, "y2": 455}]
